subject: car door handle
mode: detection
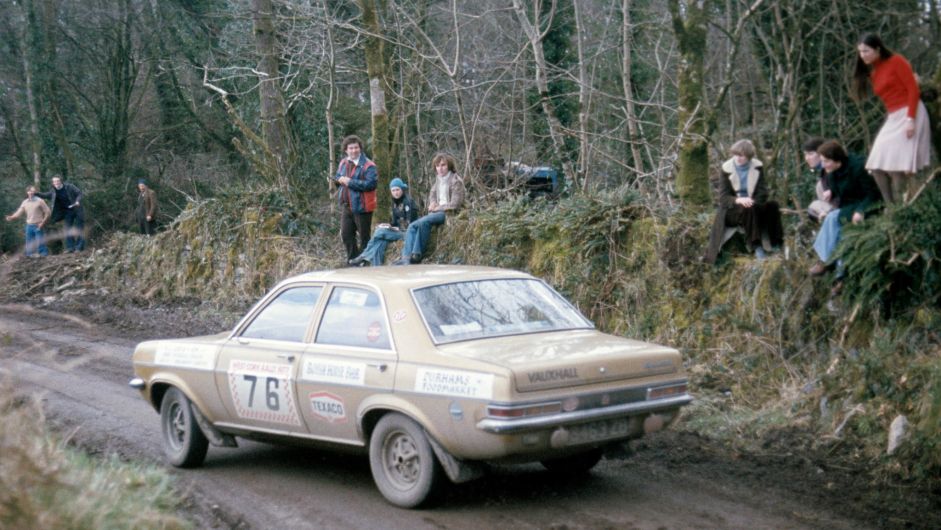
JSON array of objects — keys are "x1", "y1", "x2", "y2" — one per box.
[
  {"x1": 367, "y1": 362, "x2": 388, "y2": 373},
  {"x1": 277, "y1": 354, "x2": 296, "y2": 362},
  {"x1": 237, "y1": 338, "x2": 250, "y2": 345}
]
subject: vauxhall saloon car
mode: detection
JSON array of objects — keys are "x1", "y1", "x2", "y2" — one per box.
[{"x1": 129, "y1": 265, "x2": 692, "y2": 508}]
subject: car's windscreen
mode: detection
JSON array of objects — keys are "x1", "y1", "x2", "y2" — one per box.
[{"x1": 413, "y1": 279, "x2": 592, "y2": 343}]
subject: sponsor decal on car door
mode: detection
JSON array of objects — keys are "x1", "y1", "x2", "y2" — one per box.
[
  {"x1": 213, "y1": 285, "x2": 323, "y2": 432},
  {"x1": 298, "y1": 285, "x2": 396, "y2": 442}
]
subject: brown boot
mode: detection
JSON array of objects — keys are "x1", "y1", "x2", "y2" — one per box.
[{"x1": 809, "y1": 261, "x2": 828, "y2": 276}]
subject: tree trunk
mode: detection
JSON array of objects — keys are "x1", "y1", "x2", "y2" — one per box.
[
  {"x1": 573, "y1": 0, "x2": 590, "y2": 190},
  {"x1": 37, "y1": 0, "x2": 75, "y2": 178},
  {"x1": 620, "y1": 0, "x2": 645, "y2": 177},
  {"x1": 321, "y1": 0, "x2": 338, "y2": 190},
  {"x1": 357, "y1": 0, "x2": 392, "y2": 221},
  {"x1": 669, "y1": 0, "x2": 710, "y2": 207},
  {"x1": 252, "y1": 0, "x2": 294, "y2": 191},
  {"x1": 19, "y1": 10, "x2": 42, "y2": 187}
]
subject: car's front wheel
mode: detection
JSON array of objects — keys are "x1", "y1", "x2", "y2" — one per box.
[
  {"x1": 369, "y1": 413, "x2": 441, "y2": 508},
  {"x1": 540, "y1": 448, "x2": 604, "y2": 474},
  {"x1": 160, "y1": 387, "x2": 209, "y2": 468}
]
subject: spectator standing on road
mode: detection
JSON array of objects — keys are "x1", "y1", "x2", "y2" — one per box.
[
  {"x1": 853, "y1": 33, "x2": 932, "y2": 203},
  {"x1": 334, "y1": 135, "x2": 378, "y2": 261},
  {"x1": 394, "y1": 152, "x2": 465, "y2": 265},
  {"x1": 348, "y1": 178, "x2": 419, "y2": 267},
  {"x1": 35, "y1": 175, "x2": 85, "y2": 253},
  {"x1": 4, "y1": 185, "x2": 51, "y2": 258},
  {"x1": 136, "y1": 179, "x2": 158, "y2": 236}
]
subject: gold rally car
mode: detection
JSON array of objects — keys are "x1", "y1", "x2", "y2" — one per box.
[{"x1": 129, "y1": 266, "x2": 691, "y2": 508}]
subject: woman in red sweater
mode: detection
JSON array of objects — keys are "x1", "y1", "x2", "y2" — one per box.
[{"x1": 853, "y1": 34, "x2": 932, "y2": 203}]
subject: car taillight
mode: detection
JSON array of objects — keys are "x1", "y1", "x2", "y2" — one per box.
[
  {"x1": 647, "y1": 383, "x2": 688, "y2": 400},
  {"x1": 487, "y1": 402, "x2": 562, "y2": 418}
]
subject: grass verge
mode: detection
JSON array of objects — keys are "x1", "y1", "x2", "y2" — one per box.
[{"x1": 0, "y1": 379, "x2": 190, "y2": 529}]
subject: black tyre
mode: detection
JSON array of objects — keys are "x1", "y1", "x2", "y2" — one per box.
[
  {"x1": 368, "y1": 413, "x2": 441, "y2": 508},
  {"x1": 540, "y1": 448, "x2": 604, "y2": 474},
  {"x1": 160, "y1": 387, "x2": 209, "y2": 468}
]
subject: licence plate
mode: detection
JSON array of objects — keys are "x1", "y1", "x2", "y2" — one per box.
[{"x1": 567, "y1": 418, "x2": 630, "y2": 445}]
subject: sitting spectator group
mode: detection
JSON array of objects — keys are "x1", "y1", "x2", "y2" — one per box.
[
  {"x1": 702, "y1": 33, "x2": 933, "y2": 297},
  {"x1": 332, "y1": 135, "x2": 465, "y2": 267}
]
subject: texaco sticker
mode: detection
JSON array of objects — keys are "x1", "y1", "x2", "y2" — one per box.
[
  {"x1": 227, "y1": 359, "x2": 301, "y2": 426},
  {"x1": 309, "y1": 391, "x2": 347, "y2": 423}
]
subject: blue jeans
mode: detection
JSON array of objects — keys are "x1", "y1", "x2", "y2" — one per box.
[
  {"x1": 63, "y1": 208, "x2": 85, "y2": 251},
  {"x1": 813, "y1": 208, "x2": 841, "y2": 262},
  {"x1": 357, "y1": 227, "x2": 404, "y2": 265},
  {"x1": 24, "y1": 224, "x2": 49, "y2": 257},
  {"x1": 402, "y1": 211, "x2": 446, "y2": 259}
]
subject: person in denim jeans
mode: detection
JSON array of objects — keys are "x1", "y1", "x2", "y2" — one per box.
[
  {"x1": 348, "y1": 177, "x2": 418, "y2": 266},
  {"x1": 394, "y1": 153, "x2": 465, "y2": 265},
  {"x1": 4, "y1": 185, "x2": 51, "y2": 257},
  {"x1": 35, "y1": 175, "x2": 85, "y2": 252}
]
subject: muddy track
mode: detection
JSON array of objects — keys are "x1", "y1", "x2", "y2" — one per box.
[{"x1": 0, "y1": 303, "x2": 932, "y2": 529}]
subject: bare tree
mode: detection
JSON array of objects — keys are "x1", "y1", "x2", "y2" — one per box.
[
  {"x1": 252, "y1": 0, "x2": 295, "y2": 191},
  {"x1": 511, "y1": 0, "x2": 578, "y2": 190},
  {"x1": 357, "y1": 0, "x2": 394, "y2": 219}
]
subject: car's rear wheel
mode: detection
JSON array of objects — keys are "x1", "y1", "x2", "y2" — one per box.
[
  {"x1": 540, "y1": 448, "x2": 604, "y2": 474},
  {"x1": 160, "y1": 387, "x2": 209, "y2": 468},
  {"x1": 369, "y1": 413, "x2": 441, "y2": 508}
]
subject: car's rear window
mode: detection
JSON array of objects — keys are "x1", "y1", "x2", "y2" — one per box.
[{"x1": 413, "y1": 279, "x2": 592, "y2": 343}]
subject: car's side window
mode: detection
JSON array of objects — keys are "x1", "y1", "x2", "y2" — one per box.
[
  {"x1": 241, "y1": 286, "x2": 323, "y2": 342},
  {"x1": 315, "y1": 287, "x2": 390, "y2": 350}
]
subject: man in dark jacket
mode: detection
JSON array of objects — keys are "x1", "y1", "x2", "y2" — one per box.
[
  {"x1": 136, "y1": 179, "x2": 158, "y2": 236},
  {"x1": 349, "y1": 178, "x2": 418, "y2": 266},
  {"x1": 334, "y1": 135, "x2": 378, "y2": 260},
  {"x1": 35, "y1": 175, "x2": 85, "y2": 252}
]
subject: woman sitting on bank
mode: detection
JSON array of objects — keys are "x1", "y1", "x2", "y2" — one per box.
[
  {"x1": 348, "y1": 178, "x2": 418, "y2": 266},
  {"x1": 394, "y1": 152, "x2": 465, "y2": 265},
  {"x1": 704, "y1": 139, "x2": 784, "y2": 264},
  {"x1": 808, "y1": 140, "x2": 882, "y2": 276}
]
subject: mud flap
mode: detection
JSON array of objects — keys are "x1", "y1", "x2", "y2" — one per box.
[
  {"x1": 192, "y1": 406, "x2": 238, "y2": 448},
  {"x1": 427, "y1": 433, "x2": 485, "y2": 484}
]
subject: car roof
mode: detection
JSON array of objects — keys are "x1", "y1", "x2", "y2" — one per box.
[{"x1": 278, "y1": 265, "x2": 535, "y2": 290}]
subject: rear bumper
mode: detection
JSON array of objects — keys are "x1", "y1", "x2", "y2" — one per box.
[{"x1": 476, "y1": 393, "x2": 692, "y2": 434}]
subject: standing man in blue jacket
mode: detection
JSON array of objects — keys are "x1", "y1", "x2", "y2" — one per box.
[
  {"x1": 36, "y1": 175, "x2": 85, "y2": 253},
  {"x1": 334, "y1": 135, "x2": 378, "y2": 261}
]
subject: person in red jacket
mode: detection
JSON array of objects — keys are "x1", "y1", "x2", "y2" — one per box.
[
  {"x1": 853, "y1": 34, "x2": 932, "y2": 203},
  {"x1": 334, "y1": 135, "x2": 378, "y2": 261}
]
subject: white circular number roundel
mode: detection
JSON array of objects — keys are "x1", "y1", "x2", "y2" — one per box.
[{"x1": 227, "y1": 360, "x2": 300, "y2": 425}]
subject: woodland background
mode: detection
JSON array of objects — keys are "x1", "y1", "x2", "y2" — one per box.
[
  {"x1": 1, "y1": 0, "x2": 939, "y2": 232},
  {"x1": 1, "y1": 0, "x2": 941, "y2": 504}
]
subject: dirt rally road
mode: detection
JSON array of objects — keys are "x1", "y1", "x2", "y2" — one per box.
[{"x1": 0, "y1": 305, "x2": 893, "y2": 529}]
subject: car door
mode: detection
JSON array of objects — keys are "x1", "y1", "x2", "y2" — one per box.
[
  {"x1": 213, "y1": 285, "x2": 324, "y2": 433},
  {"x1": 296, "y1": 284, "x2": 396, "y2": 443}
]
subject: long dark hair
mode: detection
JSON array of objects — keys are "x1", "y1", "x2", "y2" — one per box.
[{"x1": 852, "y1": 34, "x2": 894, "y2": 100}]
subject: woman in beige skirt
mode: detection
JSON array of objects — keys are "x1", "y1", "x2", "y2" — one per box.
[{"x1": 853, "y1": 34, "x2": 932, "y2": 203}]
